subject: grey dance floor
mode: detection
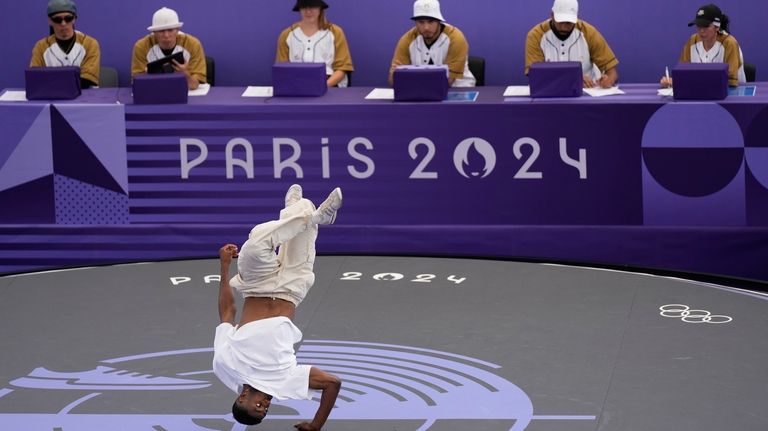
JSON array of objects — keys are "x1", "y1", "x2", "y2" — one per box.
[{"x1": 1, "y1": 256, "x2": 767, "y2": 431}]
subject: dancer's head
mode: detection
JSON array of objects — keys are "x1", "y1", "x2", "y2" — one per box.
[{"x1": 232, "y1": 384, "x2": 272, "y2": 425}]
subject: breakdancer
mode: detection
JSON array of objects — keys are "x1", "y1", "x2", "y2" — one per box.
[{"x1": 213, "y1": 184, "x2": 342, "y2": 430}]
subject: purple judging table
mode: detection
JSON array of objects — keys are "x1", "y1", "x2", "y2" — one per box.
[{"x1": 2, "y1": 84, "x2": 768, "y2": 283}]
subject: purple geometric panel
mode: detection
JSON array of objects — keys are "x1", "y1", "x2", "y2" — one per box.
[
  {"x1": 744, "y1": 106, "x2": 768, "y2": 189},
  {"x1": 745, "y1": 148, "x2": 768, "y2": 190},
  {"x1": 743, "y1": 106, "x2": 768, "y2": 226},
  {"x1": 641, "y1": 148, "x2": 744, "y2": 197},
  {"x1": 50, "y1": 106, "x2": 124, "y2": 195},
  {"x1": 55, "y1": 104, "x2": 128, "y2": 193},
  {"x1": 0, "y1": 105, "x2": 53, "y2": 193},
  {"x1": 744, "y1": 106, "x2": 768, "y2": 149},
  {"x1": 0, "y1": 175, "x2": 55, "y2": 223},
  {"x1": 641, "y1": 102, "x2": 746, "y2": 226},
  {"x1": 53, "y1": 175, "x2": 129, "y2": 224},
  {"x1": 746, "y1": 165, "x2": 768, "y2": 226},
  {"x1": 641, "y1": 103, "x2": 744, "y2": 149},
  {"x1": 642, "y1": 160, "x2": 746, "y2": 226},
  {"x1": 0, "y1": 105, "x2": 46, "y2": 169}
]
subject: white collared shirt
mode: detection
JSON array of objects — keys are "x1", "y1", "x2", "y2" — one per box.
[
  {"x1": 285, "y1": 27, "x2": 348, "y2": 87},
  {"x1": 42, "y1": 39, "x2": 86, "y2": 67},
  {"x1": 145, "y1": 32, "x2": 192, "y2": 64},
  {"x1": 539, "y1": 28, "x2": 598, "y2": 80},
  {"x1": 689, "y1": 39, "x2": 747, "y2": 84},
  {"x1": 408, "y1": 32, "x2": 475, "y2": 87}
]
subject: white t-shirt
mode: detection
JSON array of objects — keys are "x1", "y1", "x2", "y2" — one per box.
[
  {"x1": 212, "y1": 317, "x2": 312, "y2": 400},
  {"x1": 41, "y1": 40, "x2": 87, "y2": 67}
]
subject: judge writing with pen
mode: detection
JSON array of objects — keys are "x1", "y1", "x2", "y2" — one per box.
[
  {"x1": 590, "y1": 70, "x2": 615, "y2": 89},
  {"x1": 661, "y1": 4, "x2": 746, "y2": 88},
  {"x1": 525, "y1": 0, "x2": 619, "y2": 89}
]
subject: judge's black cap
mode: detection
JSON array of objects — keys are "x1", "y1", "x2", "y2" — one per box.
[
  {"x1": 292, "y1": 0, "x2": 329, "y2": 12},
  {"x1": 688, "y1": 4, "x2": 723, "y2": 27}
]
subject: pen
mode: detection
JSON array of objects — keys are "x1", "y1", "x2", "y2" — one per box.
[{"x1": 665, "y1": 66, "x2": 670, "y2": 81}]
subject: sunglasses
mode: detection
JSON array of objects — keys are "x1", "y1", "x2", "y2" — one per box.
[{"x1": 51, "y1": 15, "x2": 75, "y2": 24}]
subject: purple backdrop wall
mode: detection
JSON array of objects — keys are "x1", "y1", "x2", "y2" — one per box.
[{"x1": 1, "y1": 0, "x2": 764, "y2": 89}]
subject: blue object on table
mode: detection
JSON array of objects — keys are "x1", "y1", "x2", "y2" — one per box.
[
  {"x1": 445, "y1": 91, "x2": 479, "y2": 102},
  {"x1": 728, "y1": 86, "x2": 756, "y2": 97}
]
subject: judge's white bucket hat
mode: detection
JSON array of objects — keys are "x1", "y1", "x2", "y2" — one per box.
[
  {"x1": 148, "y1": 7, "x2": 183, "y2": 32},
  {"x1": 412, "y1": 0, "x2": 445, "y2": 22}
]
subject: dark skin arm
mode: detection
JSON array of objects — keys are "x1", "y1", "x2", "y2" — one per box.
[
  {"x1": 294, "y1": 367, "x2": 341, "y2": 431},
  {"x1": 218, "y1": 244, "x2": 238, "y2": 325}
]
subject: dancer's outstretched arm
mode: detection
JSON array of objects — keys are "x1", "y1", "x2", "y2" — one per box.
[
  {"x1": 218, "y1": 244, "x2": 238, "y2": 324},
  {"x1": 294, "y1": 367, "x2": 341, "y2": 431}
]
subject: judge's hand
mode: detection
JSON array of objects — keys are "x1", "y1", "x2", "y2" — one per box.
[
  {"x1": 583, "y1": 74, "x2": 597, "y2": 88},
  {"x1": 171, "y1": 60, "x2": 189, "y2": 76},
  {"x1": 596, "y1": 74, "x2": 615, "y2": 88}
]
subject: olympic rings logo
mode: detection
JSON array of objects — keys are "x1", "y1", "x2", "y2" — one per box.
[{"x1": 659, "y1": 304, "x2": 733, "y2": 324}]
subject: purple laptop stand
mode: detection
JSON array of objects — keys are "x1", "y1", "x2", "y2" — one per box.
[
  {"x1": 672, "y1": 63, "x2": 728, "y2": 100},
  {"x1": 528, "y1": 62, "x2": 583, "y2": 98},
  {"x1": 393, "y1": 67, "x2": 449, "y2": 101},
  {"x1": 272, "y1": 62, "x2": 327, "y2": 97},
  {"x1": 132, "y1": 73, "x2": 188, "y2": 104},
  {"x1": 25, "y1": 67, "x2": 81, "y2": 100}
]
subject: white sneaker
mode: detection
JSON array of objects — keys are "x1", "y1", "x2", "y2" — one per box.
[
  {"x1": 285, "y1": 184, "x2": 303, "y2": 207},
  {"x1": 311, "y1": 188, "x2": 343, "y2": 225}
]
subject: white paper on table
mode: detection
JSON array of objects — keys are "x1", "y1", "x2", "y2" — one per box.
[
  {"x1": 241, "y1": 86, "x2": 274, "y2": 97},
  {"x1": 365, "y1": 88, "x2": 394, "y2": 100},
  {"x1": 583, "y1": 86, "x2": 625, "y2": 97},
  {"x1": 503, "y1": 86, "x2": 531, "y2": 97},
  {"x1": 0, "y1": 90, "x2": 28, "y2": 102},
  {"x1": 188, "y1": 83, "x2": 211, "y2": 96},
  {"x1": 657, "y1": 88, "x2": 674, "y2": 97}
]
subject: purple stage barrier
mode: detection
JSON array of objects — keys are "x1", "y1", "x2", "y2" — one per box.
[{"x1": 1, "y1": 84, "x2": 768, "y2": 283}]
